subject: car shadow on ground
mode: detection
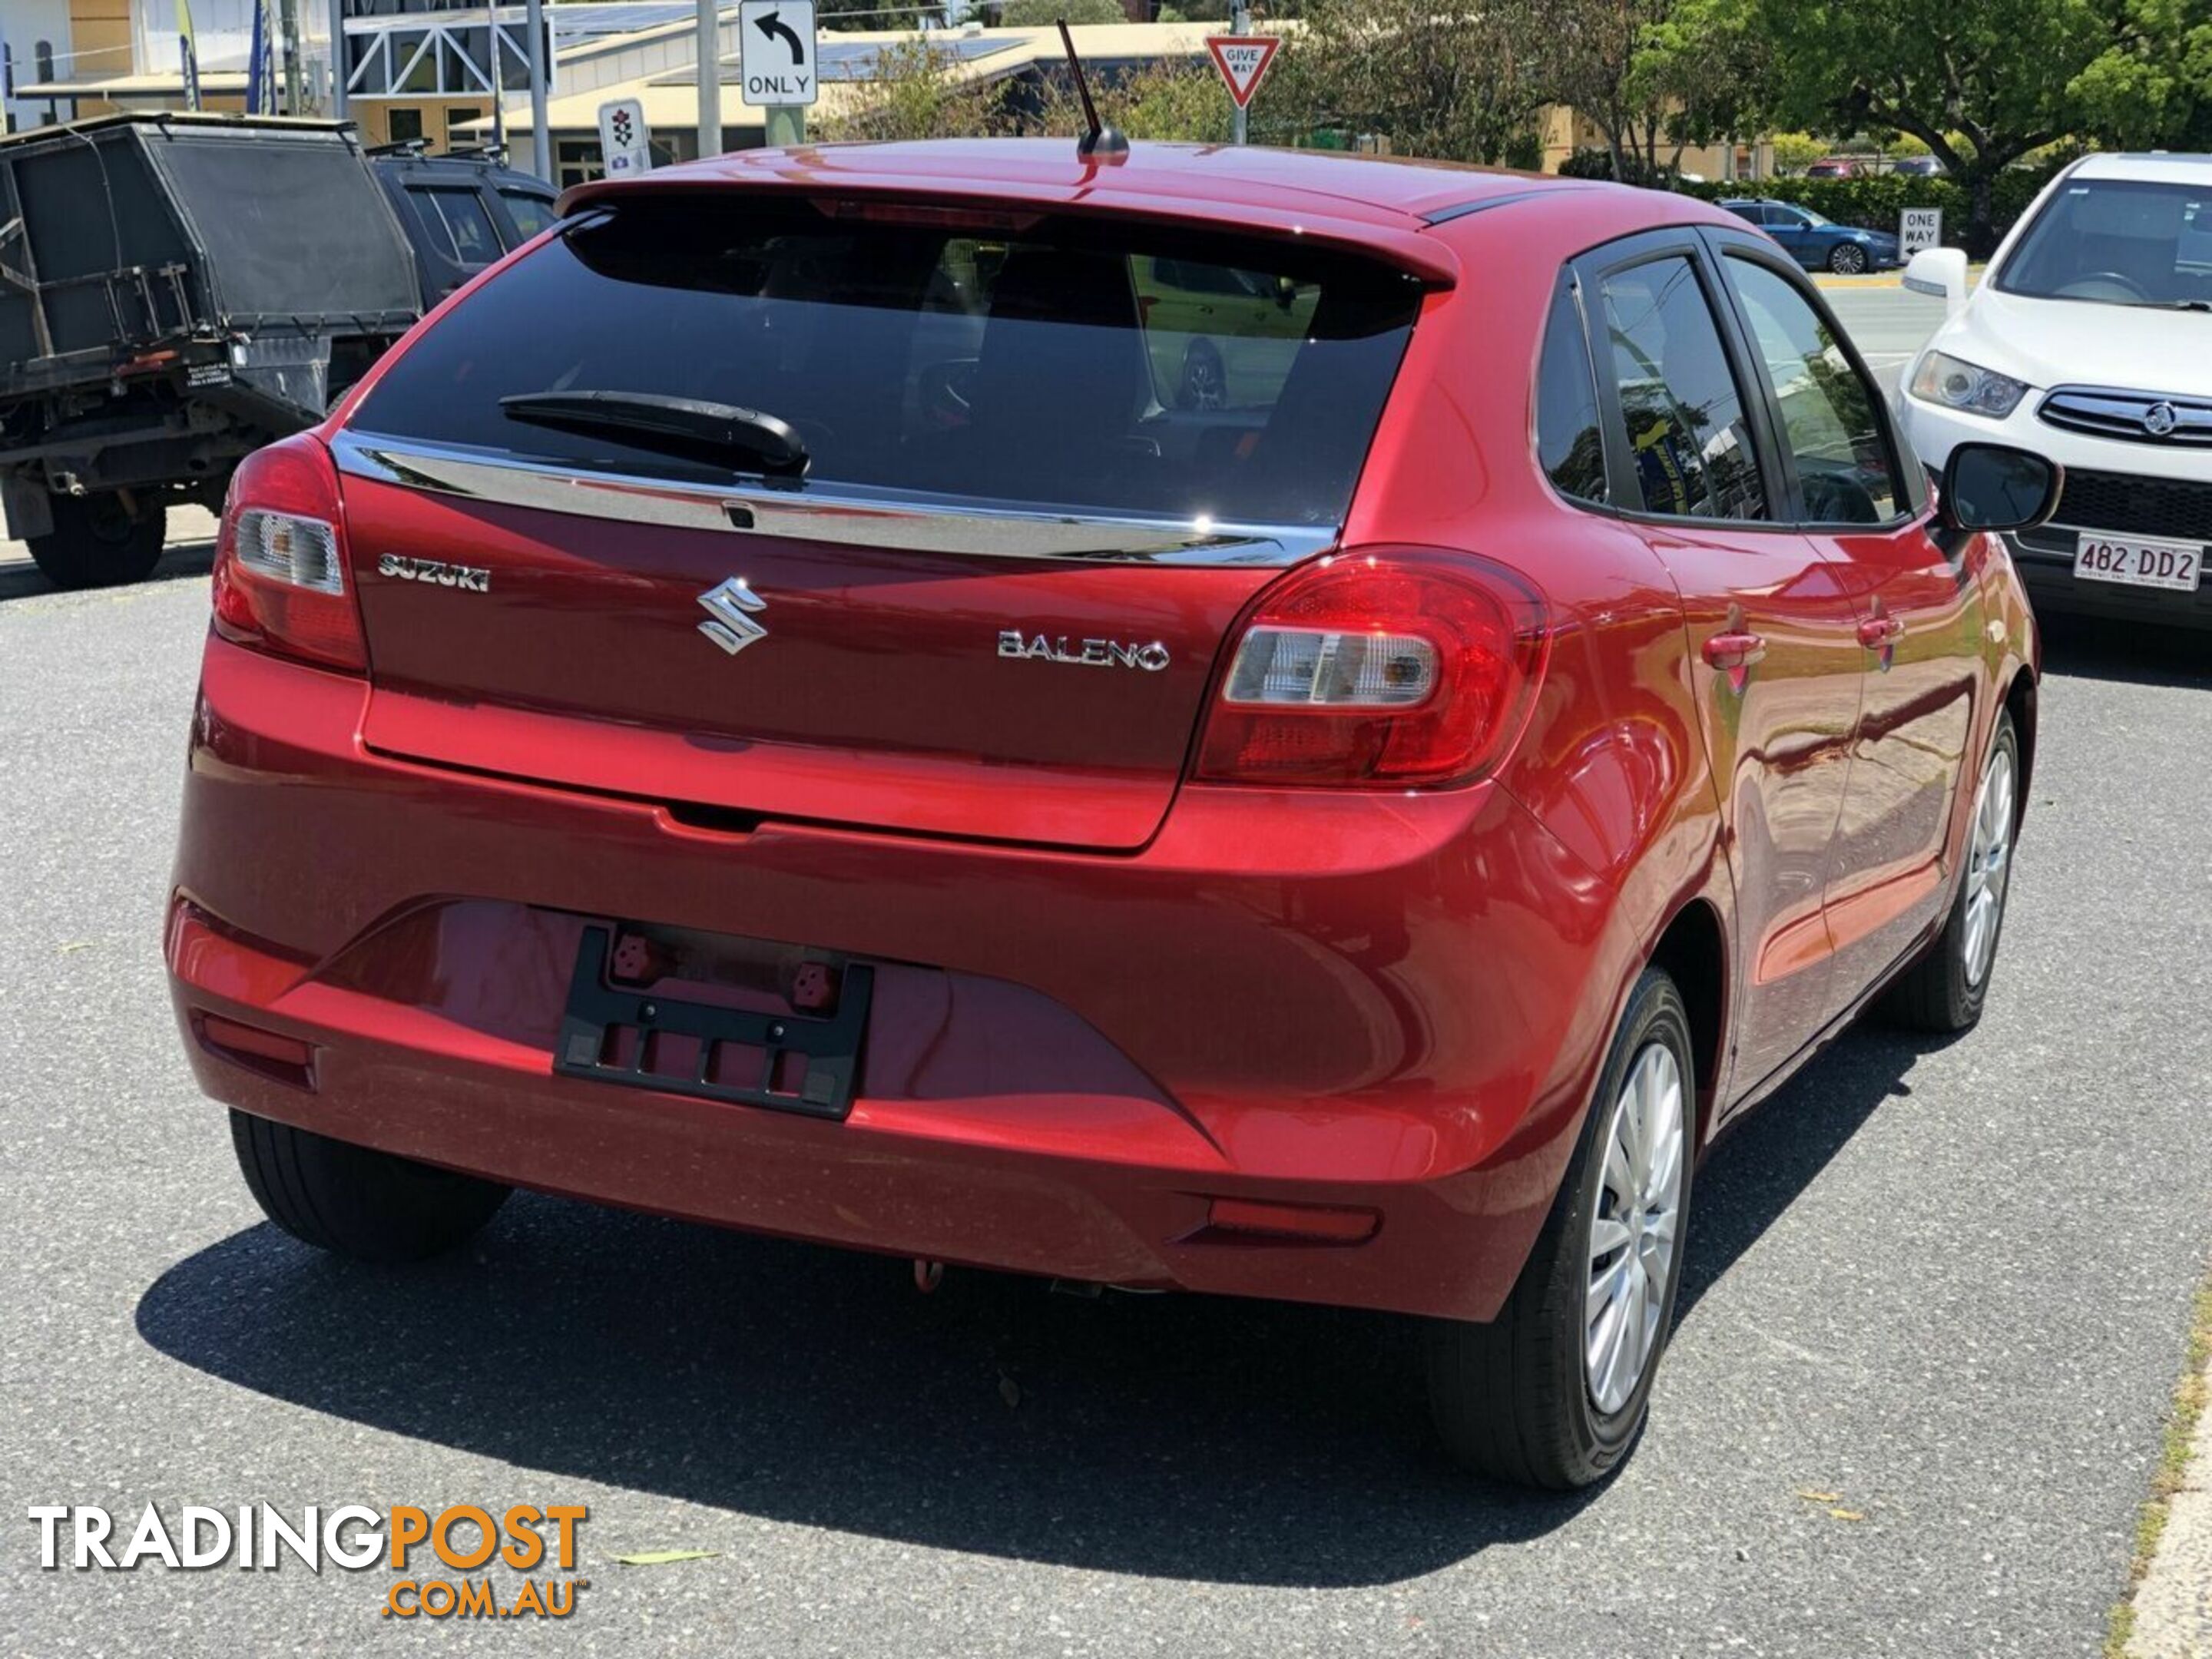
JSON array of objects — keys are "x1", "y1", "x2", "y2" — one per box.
[
  {"x1": 0, "y1": 540, "x2": 214, "y2": 604},
  {"x1": 2038, "y1": 614, "x2": 2210, "y2": 689},
  {"x1": 135, "y1": 1025, "x2": 1931, "y2": 1588}
]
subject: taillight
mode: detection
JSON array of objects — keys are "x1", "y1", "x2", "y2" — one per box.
[
  {"x1": 1195, "y1": 548, "x2": 1547, "y2": 788},
  {"x1": 211, "y1": 435, "x2": 366, "y2": 673}
]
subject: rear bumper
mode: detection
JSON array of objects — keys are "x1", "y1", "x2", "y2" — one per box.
[{"x1": 167, "y1": 634, "x2": 1624, "y2": 1321}]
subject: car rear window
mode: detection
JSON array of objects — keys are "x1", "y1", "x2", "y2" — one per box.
[{"x1": 349, "y1": 195, "x2": 1424, "y2": 527}]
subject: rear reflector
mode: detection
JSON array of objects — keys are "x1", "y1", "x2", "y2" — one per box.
[
  {"x1": 195, "y1": 1013, "x2": 317, "y2": 1089},
  {"x1": 1204, "y1": 1197, "x2": 1379, "y2": 1243}
]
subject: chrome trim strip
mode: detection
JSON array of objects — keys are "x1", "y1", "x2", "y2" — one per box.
[{"x1": 329, "y1": 430, "x2": 1338, "y2": 568}]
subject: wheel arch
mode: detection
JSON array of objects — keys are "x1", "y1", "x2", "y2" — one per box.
[
  {"x1": 2002, "y1": 666, "x2": 2037, "y2": 818},
  {"x1": 1645, "y1": 896, "x2": 1728, "y2": 1144}
]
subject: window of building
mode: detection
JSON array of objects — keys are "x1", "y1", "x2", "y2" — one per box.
[
  {"x1": 444, "y1": 106, "x2": 482, "y2": 147},
  {"x1": 388, "y1": 107, "x2": 425, "y2": 144},
  {"x1": 554, "y1": 138, "x2": 605, "y2": 190},
  {"x1": 34, "y1": 41, "x2": 54, "y2": 84}
]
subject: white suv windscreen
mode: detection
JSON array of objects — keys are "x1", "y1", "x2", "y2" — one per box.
[{"x1": 1996, "y1": 177, "x2": 2212, "y2": 310}]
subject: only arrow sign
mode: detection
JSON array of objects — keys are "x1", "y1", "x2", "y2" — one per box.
[{"x1": 755, "y1": 8, "x2": 806, "y2": 64}]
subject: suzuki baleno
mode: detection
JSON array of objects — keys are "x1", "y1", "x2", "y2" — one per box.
[{"x1": 167, "y1": 141, "x2": 2057, "y2": 1488}]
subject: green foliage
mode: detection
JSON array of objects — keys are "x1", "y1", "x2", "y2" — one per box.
[
  {"x1": 997, "y1": 0, "x2": 1126, "y2": 24},
  {"x1": 1265, "y1": 0, "x2": 1547, "y2": 163},
  {"x1": 1672, "y1": 165, "x2": 2065, "y2": 245},
  {"x1": 813, "y1": 39, "x2": 1011, "y2": 141},
  {"x1": 1029, "y1": 57, "x2": 1237, "y2": 144},
  {"x1": 1727, "y1": 0, "x2": 2212, "y2": 247},
  {"x1": 1767, "y1": 131, "x2": 1823, "y2": 172}
]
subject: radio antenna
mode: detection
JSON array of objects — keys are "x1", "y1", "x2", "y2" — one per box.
[{"x1": 1058, "y1": 20, "x2": 1129, "y2": 160}]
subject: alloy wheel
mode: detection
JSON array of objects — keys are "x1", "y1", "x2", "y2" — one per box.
[
  {"x1": 1584, "y1": 1040, "x2": 1687, "y2": 1416},
  {"x1": 1962, "y1": 740, "x2": 2017, "y2": 988},
  {"x1": 1830, "y1": 243, "x2": 1868, "y2": 275},
  {"x1": 1180, "y1": 344, "x2": 1226, "y2": 411}
]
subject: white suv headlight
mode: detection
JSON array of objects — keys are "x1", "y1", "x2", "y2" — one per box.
[{"x1": 1909, "y1": 350, "x2": 2030, "y2": 418}]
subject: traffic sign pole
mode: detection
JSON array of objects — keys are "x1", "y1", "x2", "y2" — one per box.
[
  {"x1": 766, "y1": 106, "x2": 805, "y2": 146},
  {"x1": 1230, "y1": 0, "x2": 1248, "y2": 145}
]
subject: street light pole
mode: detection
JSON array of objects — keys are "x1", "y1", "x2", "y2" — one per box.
[
  {"x1": 328, "y1": 0, "x2": 346, "y2": 118},
  {"x1": 525, "y1": 0, "x2": 550, "y2": 181},
  {"x1": 697, "y1": 0, "x2": 721, "y2": 158}
]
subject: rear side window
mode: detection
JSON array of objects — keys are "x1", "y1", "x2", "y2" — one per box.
[
  {"x1": 410, "y1": 187, "x2": 501, "y2": 267},
  {"x1": 1596, "y1": 256, "x2": 1767, "y2": 521},
  {"x1": 1536, "y1": 280, "x2": 1607, "y2": 503},
  {"x1": 500, "y1": 190, "x2": 558, "y2": 240},
  {"x1": 350, "y1": 197, "x2": 1424, "y2": 526},
  {"x1": 1724, "y1": 257, "x2": 1899, "y2": 523}
]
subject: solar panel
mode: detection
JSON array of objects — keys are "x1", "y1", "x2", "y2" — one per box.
[{"x1": 548, "y1": 2, "x2": 700, "y2": 44}]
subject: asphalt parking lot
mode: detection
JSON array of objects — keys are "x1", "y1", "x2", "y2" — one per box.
[{"x1": 2, "y1": 285, "x2": 2209, "y2": 1658}]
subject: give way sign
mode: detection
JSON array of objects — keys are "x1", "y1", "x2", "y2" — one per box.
[{"x1": 1205, "y1": 35, "x2": 1280, "y2": 110}]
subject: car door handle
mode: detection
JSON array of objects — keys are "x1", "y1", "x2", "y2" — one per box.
[
  {"x1": 1700, "y1": 631, "x2": 1767, "y2": 671},
  {"x1": 1857, "y1": 616, "x2": 1905, "y2": 648}
]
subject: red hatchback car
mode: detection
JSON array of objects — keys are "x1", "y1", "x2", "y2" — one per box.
[{"x1": 167, "y1": 141, "x2": 2057, "y2": 1488}]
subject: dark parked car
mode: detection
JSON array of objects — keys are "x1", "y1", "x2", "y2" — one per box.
[
  {"x1": 1805, "y1": 156, "x2": 1868, "y2": 179},
  {"x1": 173, "y1": 140, "x2": 2058, "y2": 1489},
  {"x1": 1892, "y1": 155, "x2": 1946, "y2": 177},
  {"x1": 369, "y1": 144, "x2": 561, "y2": 306},
  {"x1": 1723, "y1": 198, "x2": 1902, "y2": 273}
]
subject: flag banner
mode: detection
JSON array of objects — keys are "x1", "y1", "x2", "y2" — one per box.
[{"x1": 178, "y1": 0, "x2": 202, "y2": 110}]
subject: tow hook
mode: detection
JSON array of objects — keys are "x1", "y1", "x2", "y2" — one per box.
[{"x1": 912, "y1": 1259, "x2": 945, "y2": 1293}]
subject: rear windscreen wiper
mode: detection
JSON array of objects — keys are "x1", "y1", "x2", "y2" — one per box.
[{"x1": 500, "y1": 391, "x2": 809, "y2": 476}]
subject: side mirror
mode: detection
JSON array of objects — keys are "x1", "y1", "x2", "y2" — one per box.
[
  {"x1": 1940, "y1": 442, "x2": 2061, "y2": 533},
  {"x1": 1902, "y1": 247, "x2": 1969, "y2": 319}
]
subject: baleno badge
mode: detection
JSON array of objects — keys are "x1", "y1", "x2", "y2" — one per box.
[
  {"x1": 697, "y1": 577, "x2": 768, "y2": 654},
  {"x1": 999, "y1": 631, "x2": 1171, "y2": 672}
]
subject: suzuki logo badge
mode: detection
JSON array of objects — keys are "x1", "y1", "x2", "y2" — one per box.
[{"x1": 697, "y1": 577, "x2": 767, "y2": 655}]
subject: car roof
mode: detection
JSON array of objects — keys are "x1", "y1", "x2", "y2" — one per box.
[
  {"x1": 2067, "y1": 151, "x2": 2212, "y2": 184},
  {"x1": 561, "y1": 138, "x2": 1742, "y2": 284}
]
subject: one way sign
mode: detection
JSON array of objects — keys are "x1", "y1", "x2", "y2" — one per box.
[{"x1": 738, "y1": 0, "x2": 817, "y2": 108}]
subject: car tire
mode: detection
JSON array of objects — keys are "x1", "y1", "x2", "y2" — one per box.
[
  {"x1": 1827, "y1": 243, "x2": 1869, "y2": 276},
  {"x1": 1177, "y1": 339, "x2": 1227, "y2": 411},
  {"x1": 26, "y1": 493, "x2": 166, "y2": 590},
  {"x1": 1427, "y1": 967, "x2": 1696, "y2": 1488},
  {"x1": 230, "y1": 1110, "x2": 512, "y2": 1263},
  {"x1": 1883, "y1": 711, "x2": 2020, "y2": 1033}
]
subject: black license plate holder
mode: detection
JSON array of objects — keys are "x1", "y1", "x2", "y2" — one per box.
[{"x1": 551, "y1": 925, "x2": 873, "y2": 1121}]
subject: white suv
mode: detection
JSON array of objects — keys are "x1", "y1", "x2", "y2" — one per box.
[{"x1": 1899, "y1": 151, "x2": 2212, "y2": 631}]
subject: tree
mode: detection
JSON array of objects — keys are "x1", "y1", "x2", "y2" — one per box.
[
  {"x1": 1265, "y1": 0, "x2": 1549, "y2": 161},
  {"x1": 1529, "y1": 0, "x2": 1768, "y2": 183},
  {"x1": 995, "y1": 0, "x2": 1127, "y2": 23},
  {"x1": 1740, "y1": 0, "x2": 2212, "y2": 251},
  {"x1": 813, "y1": 39, "x2": 1010, "y2": 140}
]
